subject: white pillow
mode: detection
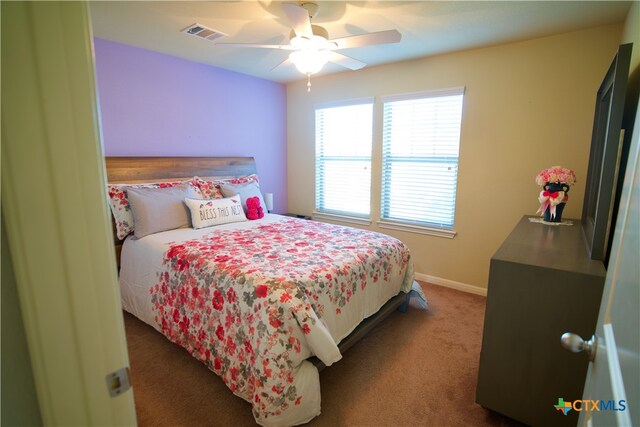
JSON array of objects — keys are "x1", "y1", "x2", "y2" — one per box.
[
  {"x1": 184, "y1": 195, "x2": 247, "y2": 229},
  {"x1": 127, "y1": 183, "x2": 198, "y2": 238},
  {"x1": 219, "y1": 181, "x2": 267, "y2": 213},
  {"x1": 107, "y1": 179, "x2": 200, "y2": 239}
]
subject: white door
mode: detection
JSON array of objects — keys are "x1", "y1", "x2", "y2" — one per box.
[
  {"x1": 571, "y1": 105, "x2": 640, "y2": 426},
  {"x1": 2, "y1": 1, "x2": 137, "y2": 424}
]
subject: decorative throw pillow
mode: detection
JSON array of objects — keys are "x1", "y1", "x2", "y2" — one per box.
[
  {"x1": 193, "y1": 174, "x2": 260, "y2": 200},
  {"x1": 192, "y1": 176, "x2": 224, "y2": 199},
  {"x1": 126, "y1": 183, "x2": 198, "y2": 238},
  {"x1": 107, "y1": 179, "x2": 200, "y2": 239},
  {"x1": 184, "y1": 195, "x2": 247, "y2": 229},
  {"x1": 219, "y1": 181, "x2": 267, "y2": 214}
]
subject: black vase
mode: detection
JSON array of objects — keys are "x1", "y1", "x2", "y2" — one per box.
[{"x1": 543, "y1": 182, "x2": 570, "y2": 222}]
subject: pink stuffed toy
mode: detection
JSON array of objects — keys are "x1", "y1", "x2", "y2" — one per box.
[{"x1": 245, "y1": 196, "x2": 264, "y2": 220}]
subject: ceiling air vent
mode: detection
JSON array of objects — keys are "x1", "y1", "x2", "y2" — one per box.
[{"x1": 180, "y1": 23, "x2": 227, "y2": 42}]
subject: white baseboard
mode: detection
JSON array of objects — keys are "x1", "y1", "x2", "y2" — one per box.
[{"x1": 414, "y1": 272, "x2": 487, "y2": 296}]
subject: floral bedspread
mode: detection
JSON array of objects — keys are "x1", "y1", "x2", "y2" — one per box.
[{"x1": 149, "y1": 217, "x2": 413, "y2": 426}]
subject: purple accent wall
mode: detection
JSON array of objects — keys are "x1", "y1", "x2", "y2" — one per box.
[{"x1": 93, "y1": 38, "x2": 288, "y2": 213}]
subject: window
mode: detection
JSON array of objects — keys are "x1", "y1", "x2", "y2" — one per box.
[
  {"x1": 380, "y1": 88, "x2": 464, "y2": 234},
  {"x1": 315, "y1": 98, "x2": 373, "y2": 218}
]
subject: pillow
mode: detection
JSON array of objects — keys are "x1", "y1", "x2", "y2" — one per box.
[
  {"x1": 127, "y1": 183, "x2": 198, "y2": 238},
  {"x1": 184, "y1": 195, "x2": 247, "y2": 229},
  {"x1": 192, "y1": 176, "x2": 224, "y2": 200},
  {"x1": 107, "y1": 179, "x2": 200, "y2": 239},
  {"x1": 193, "y1": 174, "x2": 260, "y2": 200},
  {"x1": 222, "y1": 173, "x2": 260, "y2": 185},
  {"x1": 219, "y1": 181, "x2": 267, "y2": 213}
]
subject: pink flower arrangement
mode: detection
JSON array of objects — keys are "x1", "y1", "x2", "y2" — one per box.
[{"x1": 535, "y1": 166, "x2": 576, "y2": 186}]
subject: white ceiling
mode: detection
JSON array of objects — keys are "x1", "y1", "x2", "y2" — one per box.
[{"x1": 89, "y1": 1, "x2": 632, "y2": 83}]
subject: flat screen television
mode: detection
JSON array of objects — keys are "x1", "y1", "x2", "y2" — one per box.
[{"x1": 581, "y1": 43, "x2": 632, "y2": 265}]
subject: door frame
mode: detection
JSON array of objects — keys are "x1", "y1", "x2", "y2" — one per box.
[
  {"x1": 1, "y1": 2, "x2": 136, "y2": 424},
  {"x1": 578, "y1": 100, "x2": 640, "y2": 427}
]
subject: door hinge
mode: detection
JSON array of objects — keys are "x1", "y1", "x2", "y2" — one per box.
[{"x1": 106, "y1": 367, "x2": 131, "y2": 397}]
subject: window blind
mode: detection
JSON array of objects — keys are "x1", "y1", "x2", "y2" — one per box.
[
  {"x1": 381, "y1": 88, "x2": 464, "y2": 229},
  {"x1": 315, "y1": 100, "x2": 373, "y2": 217}
]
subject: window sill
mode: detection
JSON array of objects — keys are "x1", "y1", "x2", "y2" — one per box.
[
  {"x1": 377, "y1": 220, "x2": 457, "y2": 238},
  {"x1": 282, "y1": 213, "x2": 312, "y2": 220},
  {"x1": 312, "y1": 211, "x2": 372, "y2": 226}
]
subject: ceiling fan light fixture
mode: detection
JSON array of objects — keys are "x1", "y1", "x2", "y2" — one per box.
[
  {"x1": 213, "y1": 2, "x2": 401, "y2": 87},
  {"x1": 289, "y1": 49, "x2": 329, "y2": 74},
  {"x1": 290, "y1": 34, "x2": 329, "y2": 50}
]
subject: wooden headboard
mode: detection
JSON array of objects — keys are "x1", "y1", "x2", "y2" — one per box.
[
  {"x1": 105, "y1": 156, "x2": 257, "y2": 265},
  {"x1": 105, "y1": 156, "x2": 257, "y2": 184}
]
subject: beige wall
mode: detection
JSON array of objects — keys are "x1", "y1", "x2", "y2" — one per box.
[
  {"x1": 622, "y1": 1, "x2": 639, "y2": 73},
  {"x1": 286, "y1": 24, "x2": 623, "y2": 290}
]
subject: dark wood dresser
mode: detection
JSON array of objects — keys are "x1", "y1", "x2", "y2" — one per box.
[{"x1": 476, "y1": 216, "x2": 606, "y2": 426}]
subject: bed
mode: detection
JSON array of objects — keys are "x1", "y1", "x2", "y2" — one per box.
[{"x1": 106, "y1": 156, "x2": 419, "y2": 426}]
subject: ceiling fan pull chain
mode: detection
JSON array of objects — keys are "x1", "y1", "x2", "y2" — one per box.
[{"x1": 307, "y1": 73, "x2": 312, "y2": 92}]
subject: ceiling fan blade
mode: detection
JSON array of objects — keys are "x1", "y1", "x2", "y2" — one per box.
[
  {"x1": 282, "y1": 3, "x2": 313, "y2": 38},
  {"x1": 329, "y1": 29, "x2": 401, "y2": 50},
  {"x1": 271, "y1": 57, "x2": 293, "y2": 71},
  {"x1": 215, "y1": 43, "x2": 295, "y2": 50},
  {"x1": 328, "y1": 51, "x2": 366, "y2": 71}
]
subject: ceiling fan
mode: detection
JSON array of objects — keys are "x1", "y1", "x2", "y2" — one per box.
[{"x1": 216, "y1": 2, "x2": 402, "y2": 88}]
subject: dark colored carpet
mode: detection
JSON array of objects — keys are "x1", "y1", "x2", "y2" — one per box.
[{"x1": 123, "y1": 282, "x2": 523, "y2": 426}]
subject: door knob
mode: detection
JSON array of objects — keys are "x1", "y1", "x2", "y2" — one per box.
[{"x1": 560, "y1": 332, "x2": 597, "y2": 362}]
